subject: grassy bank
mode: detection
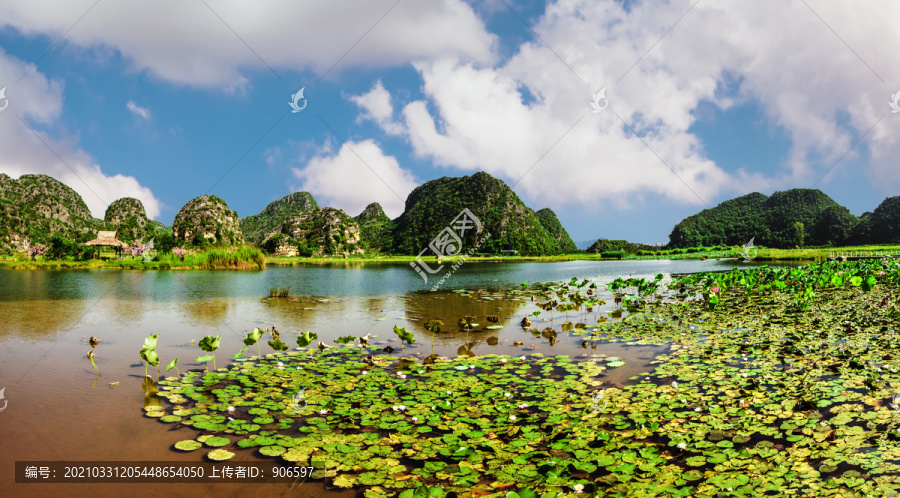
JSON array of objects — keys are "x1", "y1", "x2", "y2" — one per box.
[{"x1": 1, "y1": 246, "x2": 266, "y2": 270}]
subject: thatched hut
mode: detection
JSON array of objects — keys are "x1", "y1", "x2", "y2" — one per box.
[{"x1": 84, "y1": 231, "x2": 127, "y2": 259}]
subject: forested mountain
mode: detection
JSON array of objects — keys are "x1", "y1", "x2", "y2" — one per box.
[
  {"x1": 535, "y1": 208, "x2": 579, "y2": 253},
  {"x1": 668, "y1": 189, "x2": 859, "y2": 248},
  {"x1": 354, "y1": 203, "x2": 394, "y2": 254},
  {"x1": 390, "y1": 172, "x2": 570, "y2": 256}
]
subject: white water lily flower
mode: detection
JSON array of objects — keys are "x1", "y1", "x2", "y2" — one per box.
[
  {"x1": 504, "y1": 392, "x2": 512, "y2": 398},
  {"x1": 418, "y1": 370, "x2": 425, "y2": 374},
  {"x1": 573, "y1": 483, "x2": 584, "y2": 493},
  {"x1": 361, "y1": 370, "x2": 368, "y2": 375},
  {"x1": 890, "y1": 392, "x2": 900, "y2": 411},
  {"x1": 677, "y1": 442, "x2": 686, "y2": 450},
  {"x1": 319, "y1": 409, "x2": 328, "y2": 415},
  {"x1": 509, "y1": 415, "x2": 517, "y2": 421},
  {"x1": 672, "y1": 381, "x2": 678, "y2": 389},
  {"x1": 519, "y1": 403, "x2": 528, "y2": 409},
  {"x1": 694, "y1": 407, "x2": 701, "y2": 412},
  {"x1": 411, "y1": 417, "x2": 418, "y2": 422},
  {"x1": 680, "y1": 399, "x2": 687, "y2": 404},
  {"x1": 277, "y1": 362, "x2": 284, "y2": 368},
  {"x1": 519, "y1": 355, "x2": 526, "y2": 361},
  {"x1": 500, "y1": 358, "x2": 507, "y2": 363},
  {"x1": 469, "y1": 365, "x2": 476, "y2": 370},
  {"x1": 227, "y1": 406, "x2": 235, "y2": 413}
]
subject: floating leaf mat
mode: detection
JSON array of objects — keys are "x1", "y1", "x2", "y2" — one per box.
[{"x1": 154, "y1": 260, "x2": 900, "y2": 497}]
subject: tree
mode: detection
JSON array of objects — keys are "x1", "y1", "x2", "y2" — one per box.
[{"x1": 793, "y1": 221, "x2": 805, "y2": 248}]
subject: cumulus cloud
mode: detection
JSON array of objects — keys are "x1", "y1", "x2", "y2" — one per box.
[
  {"x1": 291, "y1": 139, "x2": 418, "y2": 219},
  {"x1": 126, "y1": 100, "x2": 151, "y2": 121},
  {"x1": 0, "y1": 50, "x2": 162, "y2": 219},
  {"x1": 0, "y1": 0, "x2": 497, "y2": 90},
  {"x1": 349, "y1": 80, "x2": 405, "y2": 135},
  {"x1": 391, "y1": 0, "x2": 900, "y2": 210}
]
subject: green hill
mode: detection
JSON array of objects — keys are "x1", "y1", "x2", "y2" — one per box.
[
  {"x1": 535, "y1": 208, "x2": 578, "y2": 253},
  {"x1": 391, "y1": 172, "x2": 564, "y2": 256},
  {"x1": 354, "y1": 202, "x2": 394, "y2": 254},
  {"x1": 668, "y1": 189, "x2": 858, "y2": 248},
  {"x1": 240, "y1": 192, "x2": 319, "y2": 245},
  {"x1": 0, "y1": 173, "x2": 99, "y2": 252}
]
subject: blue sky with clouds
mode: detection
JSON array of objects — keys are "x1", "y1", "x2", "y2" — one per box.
[{"x1": 0, "y1": 0, "x2": 898, "y2": 246}]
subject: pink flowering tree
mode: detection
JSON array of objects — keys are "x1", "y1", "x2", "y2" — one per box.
[
  {"x1": 27, "y1": 243, "x2": 48, "y2": 261},
  {"x1": 171, "y1": 247, "x2": 187, "y2": 261}
]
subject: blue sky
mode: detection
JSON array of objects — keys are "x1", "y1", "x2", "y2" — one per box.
[{"x1": 0, "y1": 0, "x2": 898, "y2": 246}]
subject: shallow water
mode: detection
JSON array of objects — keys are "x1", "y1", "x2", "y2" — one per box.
[{"x1": 0, "y1": 259, "x2": 789, "y2": 496}]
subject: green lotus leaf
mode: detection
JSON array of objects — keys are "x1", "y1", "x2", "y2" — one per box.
[
  {"x1": 174, "y1": 439, "x2": 202, "y2": 451},
  {"x1": 204, "y1": 436, "x2": 230, "y2": 447},
  {"x1": 207, "y1": 449, "x2": 235, "y2": 461}
]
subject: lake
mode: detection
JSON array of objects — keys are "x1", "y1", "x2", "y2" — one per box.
[{"x1": 0, "y1": 258, "x2": 793, "y2": 497}]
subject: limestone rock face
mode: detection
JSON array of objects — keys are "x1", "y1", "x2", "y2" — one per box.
[
  {"x1": 240, "y1": 191, "x2": 319, "y2": 245},
  {"x1": 173, "y1": 195, "x2": 243, "y2": 245},
  {"x1": 281, "y1": 207, "x2": 363, "y2": 256},
  {"x1": 103, "y1": 197, "x2": 149, "y2": 243},
  {"x1": 0, "y1": 173, "x2": 98, "y2": 252}
]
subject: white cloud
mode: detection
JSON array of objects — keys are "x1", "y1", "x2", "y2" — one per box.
[
  {"x1": 0, "y1": 0, "x2": 497, "y2": 90},
  {"x1": 349, "y1": 80, "x2": 405, "y2": 135},
  {"x1": 395, "y1": 0, "x2": 900, "y2": 210},
  {"x1": 126, "y1": 100, "x2": 151, "y2": 121},
  {"x1": 291, "y1": 139, "x2": 418, "y2": 219},
  {"x1": 0, "y1": 50, "x2": 162, "y2": 219}
]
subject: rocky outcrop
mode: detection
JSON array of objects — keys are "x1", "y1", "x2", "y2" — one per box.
[
  {"x1": 103, "y1": 197, "x2": 150, "y2": 243},
  {"x1": 240, "y1": 191, "x2": 319, "y2": 245},
  {"x1": 281, "y1": 207, "x2": 363, "y2": 256},
  {"x1": 172, "y1": 195, "x2": 243, "y2": 245},
  {"x1": 0, "y1": 173, "x2": 98, "y2": 252}
]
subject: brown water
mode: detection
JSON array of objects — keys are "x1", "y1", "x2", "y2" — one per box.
[{"x1": 0, "y1": 261, "x2": 748, "y2": 497}]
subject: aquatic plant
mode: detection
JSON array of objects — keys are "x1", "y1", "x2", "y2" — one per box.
[
  {"x1": 393, "y1": 325, "x2": 415, "y2": 356},
  {"x1": 244, "y1": 327, "x2": 265, "y2": 358},
  {"x1": 269, "y1": 287, "x2": 290, "y2": 298},
  {"x1": 296, "y1": 331, "x2": 318, "y2": 348},
  {"x1": 267, "y1": 338, "x2": 289, "y2": 352},
  {"x1": 424, "y1": 319, "x2": 443, "y2": 356},
  {"x1": 166, "y1": 357, "x2": 180, "y2": 378},
  {"x1": 139, "y1": 334, "x2": 160, "y2": 379},
  {"x1": 198, "y1": 335, "x2": 221, "y2": 370},
  {"x1": 86, "y1": 349, "x2": 99, "y2": 374}
]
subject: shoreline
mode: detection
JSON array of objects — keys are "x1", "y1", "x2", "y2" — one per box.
[{"x1": 5, "y1": 244, "x2": 900, "y2": 269}]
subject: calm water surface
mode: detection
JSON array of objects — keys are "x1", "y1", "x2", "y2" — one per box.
[{"x1": 0, "y1": 258, "x2": 793, "y2": 497}]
